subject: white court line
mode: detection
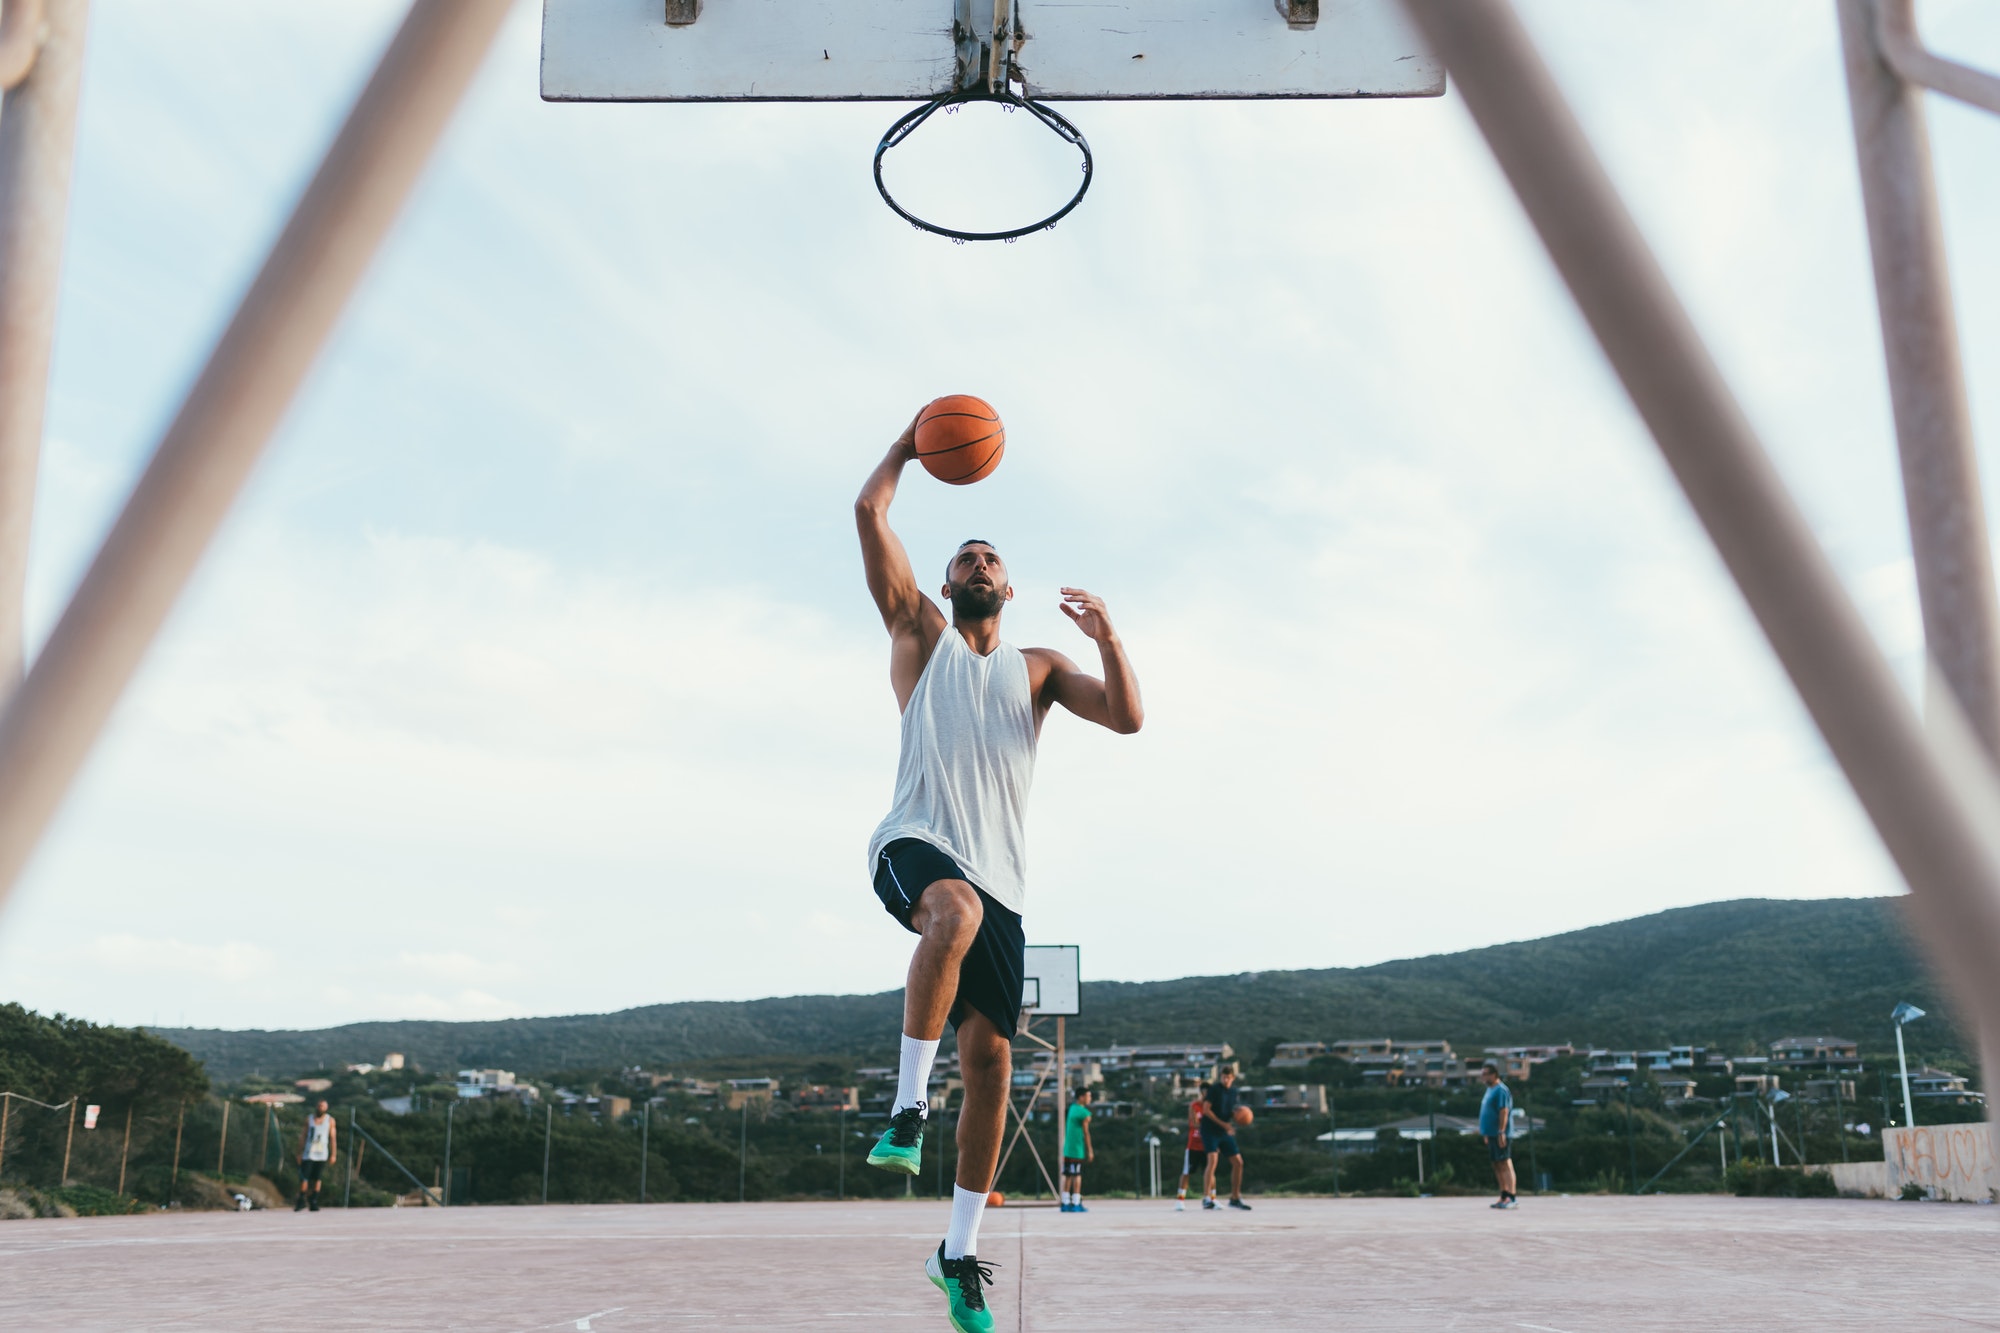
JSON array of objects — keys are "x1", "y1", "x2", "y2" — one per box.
[{"x1": 1518, "y1": 1323, "x2": 1581, "y2": 1333}]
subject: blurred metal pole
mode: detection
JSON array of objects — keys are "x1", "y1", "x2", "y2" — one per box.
[
  {"x1": 1839, "y1": 0, "x2": 2000, "y2": 757},
  {"x1": 442, "y1": 1098, "x2": 455, "y2": 1205},
  {"x1": 541, "y1": 1103, "x2": 551, "y2": 1203},
  {"x1": 0, "y1": 0, "x2": 508, "y2": 913},
  {"x1": 1399, "y1": 0, "x2": 2000, "y2": 1163},
  {"x1": 1869, "y1": 0, "x2": 2000, "y2": 118},
  {"x1": 0, "y1": 0, "x2": 87, "y2": 688}
]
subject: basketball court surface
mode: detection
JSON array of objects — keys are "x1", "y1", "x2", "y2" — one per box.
[{"x1": 2, "y1": 1196, "x2": 1994, "y2": 1330}]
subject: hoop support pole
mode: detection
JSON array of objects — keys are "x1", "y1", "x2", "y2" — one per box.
[
  {"x1": 0, "y1": 0, "x2": 508, "y2": 917},
  {"x1": 1399, "y1": 0, "x2": 2000, "y2": 1166}
]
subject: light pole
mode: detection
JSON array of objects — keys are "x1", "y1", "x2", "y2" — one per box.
[
  {"x1": 442, "y1": 1100, "x2": 455, "y2": 1206},
  {"x1": 1892, "y1": 1002, "x2": 1925, "y2": 1128},
  {"x1": 1767, "y1": 1088, "x2": 1790, "y2": 1164}
]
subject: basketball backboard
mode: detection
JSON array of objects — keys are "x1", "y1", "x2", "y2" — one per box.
[
  {"x1": 1021, "y1": 944, "x2": 1080, "y2": 1017},
  {"x1": 541, "y1": 0, "x2": 1442, "y2": 103}
]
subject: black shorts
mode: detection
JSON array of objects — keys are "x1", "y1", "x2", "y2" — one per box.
[
  {"x1": 1487, "y1": 1138, "x2": 1512, "y2": 1163},
  {"x1": 300, "y1": 1159, "x2": 327, "y2": 1184},
  {"x1": 1182, "y1": 1146, "x2": 1209, "y2": 1176},
  {"x1": 1201, "y1": 1131, "x2": 1240, "y2": 1159},
  {"x1": 872, "y1": 838, "x2": 1024, "y2": 1040},
  {"x1": 1062, "y1": 1156, "x2": 1086, "y2": 1177}
]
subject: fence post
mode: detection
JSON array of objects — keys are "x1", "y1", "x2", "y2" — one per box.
[
  {"x1": 541, "y1": 1103, "x2": 552, "y2": 1204},
  {"x1": 215, "y1": 1099, "x2": 229, "y2": 1180},
  {"x1": 638, "y1": 1101, "x2": 649, "y2": 1204},
  {"x1": 0, "y1": 1091, "x2": 11, "y2": 1180},
  {"x1": 169, "y1": 1100, "x2": 183, "y2": 1199},
  {"x1": 117, "y1": 1102, "x2": 131, "y2": 1195},
  {"x1": 342, "y1": 1108, "x2": 354, "y2": 1208},
  {"x1": 59, "y1": 1096, "x2": 74, "y2": 1184}
]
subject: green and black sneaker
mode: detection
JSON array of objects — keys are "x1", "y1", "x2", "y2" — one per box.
[
  {"x1": 924, "y1": 1241, "x2": 998, "y2": 1333},
  {"x1": 866, "y1": 1103, "x2": 926, "y2": 1175}
]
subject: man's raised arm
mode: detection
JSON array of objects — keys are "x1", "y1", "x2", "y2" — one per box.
[{"x1": 855, "y1": 419, "x2": 945, "y2": 705}]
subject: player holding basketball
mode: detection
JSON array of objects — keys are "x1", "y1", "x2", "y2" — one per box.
[
  {"x1": 1200, "y1": 1067, "x2": 1251, "y2": 1210},
  {"x1": 856, "y1": 413, "x2": 1144, "y2": 1333}
]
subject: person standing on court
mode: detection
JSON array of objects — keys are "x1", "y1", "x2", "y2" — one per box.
[
  {"x1": 855, "y1": 409, "x2": 1144, "y2": 1333},
  {"x1": 295, "y1": 1099, "x2": 337, "y2": 1212},
  {"x1": 1479, "y1": 1061, "x2": 1519, "y2": 1209},
  {"x1": 1200, "y1": 1067, "x2": 1251, "y2": 1210},
  {"x1": 1175, "y1": 1082, "x2": 1211, "y2": 1211},
  {"x1": 1061, "y1": 1087, "x2": 1095, "y2": 1212}
]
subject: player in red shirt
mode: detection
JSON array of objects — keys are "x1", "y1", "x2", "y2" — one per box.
[{"x1": 1174, "y1": 1084, "x2": 1211, "y2": 1212}]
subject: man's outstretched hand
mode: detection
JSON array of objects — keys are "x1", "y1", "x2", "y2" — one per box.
[{"x1": 1059, "y1": 588, "x2": 1119, "y2": 644}]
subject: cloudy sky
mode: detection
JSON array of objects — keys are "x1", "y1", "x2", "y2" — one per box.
[{"x1": 0, "y1": 1, "x2": 1995, "y2": 1032}]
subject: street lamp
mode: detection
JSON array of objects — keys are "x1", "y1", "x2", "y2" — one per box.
[
  {"x1": 1891, "y1": 1002, "x2": 1925, "y2": 1129},
  {"x1": 1765, "y1": 1088, "x2": 1790, "y2": 1165}
]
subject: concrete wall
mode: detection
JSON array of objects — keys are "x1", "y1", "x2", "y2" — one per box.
[
  {"x1": 1883, "y1": 1124, "x2": 2000, "y2": 1203},
  {"x1": 1807, "y1": 1161, "x2": 1888, "y2": 1198}
]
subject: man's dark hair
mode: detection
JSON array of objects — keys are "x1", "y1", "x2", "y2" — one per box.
[
  {"x1": 958, "y1": 539, "x2": 996, "y2": 552},
  {"x1": 1482, "y1": 1061, "x2": 1501, "y2": 1076}
]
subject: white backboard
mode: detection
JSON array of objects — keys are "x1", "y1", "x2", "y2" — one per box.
[
  {"x1": 1022, "y1": 944, "x2": 1080, "y2": 1017},
  {"x1": 541, "y1": 0, "x2": 1442, "y2": 102}
]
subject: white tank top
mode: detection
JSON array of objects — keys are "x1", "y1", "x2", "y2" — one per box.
[
  {"x1": 868, "y1": 626, "x2": 1038, "y2": 914},
  {"x1": 305, "y1": 1115, "x2": 333, "y2": 1162}
]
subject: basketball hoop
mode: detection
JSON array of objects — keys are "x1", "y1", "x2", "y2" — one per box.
[{"x1": 873, "y1": 85, "x2": 1094, "y2": 244}]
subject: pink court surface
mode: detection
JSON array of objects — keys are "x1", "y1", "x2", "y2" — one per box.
[{"x1": 2, "y1": 1195, "x2": 1996, "y2": 1330}]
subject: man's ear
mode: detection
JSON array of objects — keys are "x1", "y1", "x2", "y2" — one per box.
[{"x1": 1003, "y1": 584, "x2": 1015, "y2": 602}]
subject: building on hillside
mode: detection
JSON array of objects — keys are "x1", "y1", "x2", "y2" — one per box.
[
  {"x1": 1318, "y1": 1038, "x2": 1468, "y2": 1086},
  {"x1": 1734, "y1": 1072, "x2": 1779, "y2": 1097},
  {"x1": 1481, "y1": 1045, "x2": 1576, "y2": 1080},
  {"x1": 854, "y1": 1066, "x2": 896, "y2": 1083},
  {"x1": 1269, "y1": 1041, "x2": 1330, "y2": 1068},
  {"x1": 382, "y1": 1052, "x2": 406, "y2": 1072},
  {"x1": 244, "y1": 1092, "x2": 304, "y2": 1106},
  {"x1": 1654, "y1": 1076, "x2": 1699, "y2": 1104},
  {"x1": 295, "y1": 1078, "x2": 333, "y2": 1093},
  {"x1": 1245, "y1": 1084, "x2": 1328, "y2": 1114},
  {"x1": 722, "y1": 1078, "x2": 778, "y2": 1110},
  {"x1": 792, "y1": 1084, "x2": 859, "y2": 1113},
  {"x1": 457, "y1": 1069, "x2": 539, "y2": 1102},
  {"x1": 1769, "y1": 1036, "x2": 1862, "y2": 1072},
  {"x1": 1578, "y1": 1075, "x2": 1630, "y2": 1104},
  {"x1": 1803, "y1": 1078, "x2": 1857, "y2": 1102},
  {"x1": 1042, "y1": 1044, "x2": 1232, "y2": 1077},
  {"x1": 1910, "y1": 1067, "x2": 1981, "y2": 1103}
]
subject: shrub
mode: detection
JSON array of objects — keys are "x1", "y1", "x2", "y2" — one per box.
[{"x1": 1725, "y1": 1162, "x2": 1836, "y2": 1198}]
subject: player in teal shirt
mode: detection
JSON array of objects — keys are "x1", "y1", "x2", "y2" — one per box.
[
  {"x1": 1061, "y1": 1088, "x2": 1094, "y2": 1213},
  {"x1": 1479, "y1": 1062, "x2": 1518, "y2": 1209}
]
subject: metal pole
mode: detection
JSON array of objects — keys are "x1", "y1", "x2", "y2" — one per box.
[
  {"x1": 59, "y1": 1096, "x2": 73, "y2": 1185},
  {"x1": 169, "y1": 1100, "x2": 183, "y2": 1198},
  {"x1": 442, "y1": 1099, "x2": 454, "y2": 1206},
  {"x1": 639, "y1": 1101, "x2": 649, "y2": 1203},
  {"x1": 215, "y1": 1099, "x2": 228, "y2": 1179},
  {"x1": 343, "y1": 1108, "x2": 354, "y2": 1208},
  {"x1": 1895, "y1": 1023, "x2": 1916, "y2": 1127},
  {"x1": 541, "y1": 1103, "x2": 552, "y2": 1204},
  {"x1": 0, "y1": 1091, "x2": 10, "y2": 1180},
  {"x1": 837, "y1": 1106, "x2": 845, "y2": 1200},
  {"x1": 1399, "y1": 0, "x2": 2000, "y2": 1171},
  {"x1": 0, "y1": 0, "x2": 510, "y2": 917},
  {"x1": 118, "y1": 1102, "x2": 131, "y2": 1195},
  {"x1": 1839, "y1": 0, "x2": 2000, "y2": 757},
  {"x1": 738, "y1": 1101, "x2": 747, "y2": 1202},
  {"x1": 1055, "y1": 1016, "x2": 1066, "y2": 1192},
  {"x1": 1770, "y1": 1105, "x2": 1781, "y2": 1165},
  {"x1": 1328, "y1": 1089, "x2": 1338, "y2": 1196},
  {"x1": 260, "y1": 1104, "x2": 273, "y2": 1174},
  {"x1": 1836, "y1": 1078, "x2": 1850, "y2": 1164},
  {"x1": 0, "y1": 0, "x2": 87, "y2": 689},
  {"x1": 1622, "y1": 1086, "x2": 1637, "y2": 1191},
  {"x1": 1869, "y1": 1, "x2": 2000, "y2": 123}
]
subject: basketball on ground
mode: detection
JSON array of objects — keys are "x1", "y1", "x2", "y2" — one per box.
[
  {"x1": 1233, "y1": 1105, "x2": 1254, "y2": 1127},
  {"x1": 986, "y1": 1190, "x2": 1006, "y2": 1208},
  {"x1": 915, "y1": 395, "x2": 1005, "y2": 485}
]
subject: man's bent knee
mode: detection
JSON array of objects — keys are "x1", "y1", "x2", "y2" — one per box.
[{"x1": 910, "y1": 879, "x2": 983, "y2": 941}]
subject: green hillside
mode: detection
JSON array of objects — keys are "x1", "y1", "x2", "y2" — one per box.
[{"x1": 155, "y1": 897, "x2": 1965, "y2": 1082}]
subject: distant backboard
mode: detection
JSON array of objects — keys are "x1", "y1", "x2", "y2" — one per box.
[
  {"x1": 541, "y1": 0, "x2": 1443, "y2": 103},
  {"x1": 1021, "y1": 944, "x2": 1080, "y2": 1017}
]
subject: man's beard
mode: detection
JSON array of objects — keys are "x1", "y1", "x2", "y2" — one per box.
[{"x1": 949, "y1": 582, "x2": 1006, "y2": 620}]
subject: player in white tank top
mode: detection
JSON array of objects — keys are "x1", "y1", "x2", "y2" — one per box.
[{"x1": 855, "y1": 413, "x2": 1144, "y2": 1330}]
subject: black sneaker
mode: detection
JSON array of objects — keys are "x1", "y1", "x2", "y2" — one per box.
[
  {"x1": 1228, "y1": 1198, "x2": 1253, "y2": 1211},
  {"x1": 925, "y1": 1241, "x2": 998, "y2": 1333},
  {"x1": 308, "y1": 1196, "x2": 320, "y2": 1212},
  {"x1": 294, "y1": 1195, "x2": 306, "y2": 1213}
]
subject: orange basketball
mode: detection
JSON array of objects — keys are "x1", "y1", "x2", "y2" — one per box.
[
  {"x1": 986, "y1": 1190, "x2": 1006, "y2": 1208},
  {"x1": 1233, "y1": 1106, "x2": 1254, "y2": 1127},
  {"x1": 914, "y1": 395, "x2": 1005, "y2": 485}
]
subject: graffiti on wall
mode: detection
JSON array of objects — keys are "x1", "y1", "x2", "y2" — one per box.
[{"x1": 1883, "y1": 1124, "x2": 1999, "y2": 1202}]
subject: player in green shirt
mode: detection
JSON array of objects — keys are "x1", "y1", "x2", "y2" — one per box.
[{"x1": 1061, "y1": 1088, "x2": 1094, "y2": 1213}]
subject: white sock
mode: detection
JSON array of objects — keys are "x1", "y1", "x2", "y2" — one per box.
[
  {"x1": 896, "y1": 1034, "x2": 939, "y2": 1116},
  {"x1": 944, "y1": 1185, "x2": 987, "y2": 1260},
  {"x1": 1061, "y1": 1190, "x2": 1072, "y2": 1206}
]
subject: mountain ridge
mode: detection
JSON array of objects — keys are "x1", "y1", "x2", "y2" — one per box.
[{"x1": 152, "y1": 896, "x2": 1967, "y2": 1081}]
